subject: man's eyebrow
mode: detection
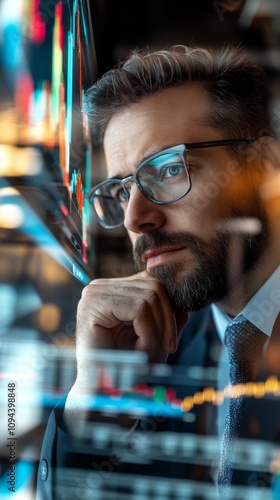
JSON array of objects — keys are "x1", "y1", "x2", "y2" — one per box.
[
  {"x1": 185, "y1": 148, "x2": 207, "y2": 158},
  {"x1": 107, "y1": 153, "x2": 150, "y2": 180},
  {"x1": 107, "y1": 144, "x2": 208, "y2": 179}
]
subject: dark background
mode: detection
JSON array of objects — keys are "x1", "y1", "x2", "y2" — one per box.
[{"x1": 89, "y1": 0, "x2": 280, "y2": 77}]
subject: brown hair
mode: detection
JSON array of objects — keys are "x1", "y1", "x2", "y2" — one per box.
[{"x1": 84, "y1": 44, "x2": 270, "y2": 146}]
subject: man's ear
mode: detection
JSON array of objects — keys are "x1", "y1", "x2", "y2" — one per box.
[{"x1": 258, "y1": 136, "x2": 280, "y2": 214}]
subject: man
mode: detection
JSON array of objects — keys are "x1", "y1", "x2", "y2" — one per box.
[{"x1": 37, "y1": 45, "x2": 280, "y2": 499}]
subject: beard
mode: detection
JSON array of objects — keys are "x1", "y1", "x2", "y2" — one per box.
[{"x1": 133, "y1": 214, "x2": 269, "y2": 312}]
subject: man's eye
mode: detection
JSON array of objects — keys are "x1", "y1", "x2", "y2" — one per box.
[
  {"x1": 113, "y1": 187, "x2": 130, "y2": 202},
  {"x1": 160, "y1": 163, "x2": 184, "y2": 180}
]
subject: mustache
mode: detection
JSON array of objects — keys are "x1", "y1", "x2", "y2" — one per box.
[{"x1": 133, "y1": 230, "x2": 210, "y2": 264}]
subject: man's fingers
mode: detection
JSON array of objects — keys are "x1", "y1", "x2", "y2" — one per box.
[{"x1": 78, "y1": 274, "x2": 181, "y2": 358}]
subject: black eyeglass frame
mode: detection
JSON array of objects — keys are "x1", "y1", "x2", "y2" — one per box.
[{"x1": 86, "y1": 137, "x2": 257, "y2": 229}]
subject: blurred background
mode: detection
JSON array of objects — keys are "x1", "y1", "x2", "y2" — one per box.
[
  {"x1": 0, "y1": 1, "x2": 280, "y2": 498},
  {"x1": 91, "y1": 0, "x2": 280, "y2": 76}
]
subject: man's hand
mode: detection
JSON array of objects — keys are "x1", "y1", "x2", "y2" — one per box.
[
  {"x1": 76, "y1": 270, "x2": 189, "y2": 368},
  {"x1": 64, "y1": 271, "x2": 189, "y2": 429}
]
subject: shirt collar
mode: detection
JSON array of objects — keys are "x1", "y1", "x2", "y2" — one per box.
[{"x1": 211, "y1": 265, "x2": 280, "y2": 343}]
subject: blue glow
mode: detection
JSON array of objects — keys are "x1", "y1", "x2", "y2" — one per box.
[
  {"x1": 72, "y1": 0, "x2": 78, "y2": 49},
  {"x1": 0, "y1": 459, "x2": 34, "y2": 494},
  {"x1": 80, "y1": 0, "x2": 89, "y2": 45},
  {"x1": 1, "y1": 23, "x2": 27, "y2": 88},
  {"x1": 34, "y1": 84, "x2": 46, "y2": 122},
  {"x1": 84, "y1": 110, "x2": 92, "y2": 190},
  {"x1": 16, "y1": 194, "x2": 89, "y2": 285},
  {"x1": 41, "y1": 393, "x2": 183, "y2": 418},
  {"x1": 71, "y1": 169, "x2": 77, "y2": 193}
]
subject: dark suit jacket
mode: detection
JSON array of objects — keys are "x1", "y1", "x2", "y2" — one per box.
[{"x1": 36, "y1": 308, "x2": 280, "y2": 499}]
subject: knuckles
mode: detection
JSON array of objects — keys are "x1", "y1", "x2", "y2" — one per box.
[{"x1": 76, "y1": 277, "x2": 168, "y2": 330}]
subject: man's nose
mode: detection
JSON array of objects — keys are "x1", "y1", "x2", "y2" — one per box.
[{"x1": 123, "y1": 183, "x2": 166, "y2": 233}]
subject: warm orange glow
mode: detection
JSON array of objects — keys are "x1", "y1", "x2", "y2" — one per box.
[
  {"x1": 0, "y1": 187, "x2": 20, "y2": 197},
  {"x1": 193, "y1": 392, "x2": 204, "y2": 405},
  {"x1": 212, "y1": 390, "x2": 224, "y2": 406},
  {"x1": 265, "y1": 376, "x2": 279, "y2": 393},
  {"x1": 244, "y1": 382, "x2": 255, "y2": 396},
  {"x1": 36, "y1": 303, "x2": 61, "y2": 333},
  {"x1": 0, "y1": 203, "x2": 24, "y2": 228},
  {"x1": 0, "y1": 145, "x2": 43, "y2": 176},
  {"x1": 181, "y1": 397, "x2": 194, "y2": 412},
  {"x1": 203, "y1": 387, "x2": 216, "y2": 402},
  {"x1": 253, "y1": 382, "x2": 265, "y2": 398},
  {"x1": 181, "y1": 377, "x2": 280, "y2": 412}
]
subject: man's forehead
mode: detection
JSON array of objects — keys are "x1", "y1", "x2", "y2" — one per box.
[
  {"x1": 103, "y1": 84, "x2": 213, "y2": 177},
  {"x1": 104, "y1": 84, "x2": 211, "y2": 134}
]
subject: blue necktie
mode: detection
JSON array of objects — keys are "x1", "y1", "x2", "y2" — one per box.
[{"x1": 217, "y1": 319, "x2": 267, "y2": 498}]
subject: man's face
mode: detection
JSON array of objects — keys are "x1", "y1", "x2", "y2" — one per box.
[{"x1": 103, "y1": 84, "x2": 268, "y2": 312}]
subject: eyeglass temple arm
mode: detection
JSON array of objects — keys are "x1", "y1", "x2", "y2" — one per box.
[{"x1": 184, "y1": 138, "x2": 258, "y2": 150}]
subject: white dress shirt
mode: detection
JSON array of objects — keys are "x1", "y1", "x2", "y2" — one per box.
[{"x1": 211, "y1": 264, "x2": 280, "y2": 342}]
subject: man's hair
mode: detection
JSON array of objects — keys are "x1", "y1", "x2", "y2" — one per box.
[{"x1": 84, "y1": 44, "x2": 271, "y2": 146}]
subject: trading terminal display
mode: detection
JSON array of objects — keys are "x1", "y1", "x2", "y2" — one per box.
[
  {"x1": 0, "y1": 0, "x2": 96, "y2": 497},
  {"x1": 0, "y1": 0, "x2": 96, "y2": 281}
]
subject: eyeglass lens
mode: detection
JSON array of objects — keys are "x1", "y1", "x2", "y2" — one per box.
[{"x1": 91, "y1": 150, "x2": 190, "y2": 228}]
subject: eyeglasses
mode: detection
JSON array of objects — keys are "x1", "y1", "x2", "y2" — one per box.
[{"x1": 86, "y1": 138, "x2": 257, "y2": 229}]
